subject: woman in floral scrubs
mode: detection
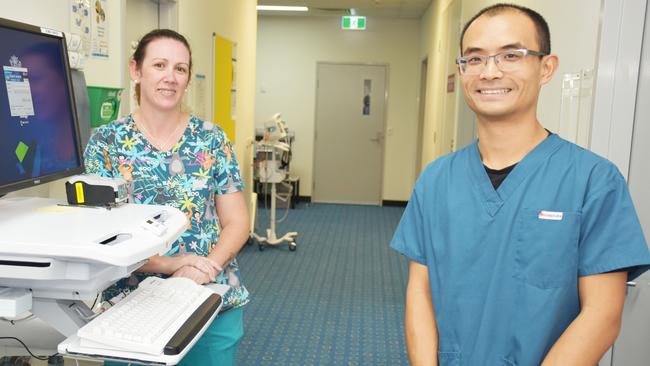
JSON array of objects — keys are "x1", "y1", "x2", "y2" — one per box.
[{"x1": 85, "y1": 29, "x2": 249, "y2": 366}]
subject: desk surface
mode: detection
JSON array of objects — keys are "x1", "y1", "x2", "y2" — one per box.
[
  {"x1": 0, "y1": 196, "x2": 185, "y2": 266},
  {"x1": 0, "y1": 196, "x2": 187, "y2": 297}
]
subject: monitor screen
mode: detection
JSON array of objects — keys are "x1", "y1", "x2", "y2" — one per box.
[{"x1": 0, "y1": 18, "x2": 84, "y2": 196}]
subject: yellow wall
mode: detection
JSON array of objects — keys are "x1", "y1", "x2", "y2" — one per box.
[{"x1": 213, "y1": 35, "x2": 236, "y2": 143}]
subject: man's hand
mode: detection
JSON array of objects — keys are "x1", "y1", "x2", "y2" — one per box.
[
  {"x1": 542, "y1": 271, "x2": 627, "y2": 366},
  {"x1": 406, "y1": 260, "x2": 438, "y2": 365}
]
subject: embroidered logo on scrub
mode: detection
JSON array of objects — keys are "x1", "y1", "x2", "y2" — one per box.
[{"x1": 538, "y1": 210, "x2": 564, "y2": 221}]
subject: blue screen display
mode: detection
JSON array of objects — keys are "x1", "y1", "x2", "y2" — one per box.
[{"x1": 0, "y1": 23, "x2": 81, "y2": 189}]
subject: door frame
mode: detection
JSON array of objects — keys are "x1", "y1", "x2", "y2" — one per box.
[
  {"x1": 415, "y1": 57, "x2": 428, "y2": 180},
  {"x1": 312, "y1": 61, "x2": 390, "y2": 205},
  {"x1": 589, "y1": 0, "x2": 647, "y2": 180},
  {"x1": 590, "y1": 0, "x2": 648, "y2": 365}
]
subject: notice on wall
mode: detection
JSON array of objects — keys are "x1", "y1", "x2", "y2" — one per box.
[
  {"x1": 91, "y1": 0, "x2": 109, "y2": 58},
  {"x1": 194, "y1": 74, "x2": 207, "y2": 120},
  {"x1": 70, "y1": 0, "x2": 91, "y2": 58},
  {"x1": 447, "y1": 74, "x2": 455, "y2": 93}
]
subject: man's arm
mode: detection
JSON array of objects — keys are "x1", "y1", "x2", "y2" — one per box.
[
  {"x1": 542, "y1": 271, "x2": 627, "y2": 366},
  {"x1": 405, "y1": 260, "x2": 438, "y2": 366}
]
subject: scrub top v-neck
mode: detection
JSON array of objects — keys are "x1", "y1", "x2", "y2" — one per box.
[
  {"x1": 391, "y1": 134, "x2": 650, "y2": 366},
  {"x1": 484, "y1": 163, "x2": 516, "y2": 190},
  {"x1": 469, "y1": 133, "x2": 563, "y2": 217}
]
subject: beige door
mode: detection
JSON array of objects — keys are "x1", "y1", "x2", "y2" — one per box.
[
  {"x1": 313, "y1": 63, "x2": 386, "y2": 205},
  {"x1": 124, "y1": 0, "x2": 162, "y2": 114}
]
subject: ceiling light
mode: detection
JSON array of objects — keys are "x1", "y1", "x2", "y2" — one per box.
[{"x1": 256, "y1": 5, "x2": 309, "y2": 12}]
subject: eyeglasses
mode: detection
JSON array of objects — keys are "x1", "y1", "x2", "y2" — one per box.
[{"x1": 456, "y1": 48, "x2": 547, "y2": 75}]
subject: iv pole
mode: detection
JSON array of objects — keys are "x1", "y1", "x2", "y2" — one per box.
[{"x1": 250, "y1": 114, "x2": 298, "y2": 251}]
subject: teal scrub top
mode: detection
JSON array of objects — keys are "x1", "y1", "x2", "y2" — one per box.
[{"x1": 391, "y1": 134, "x2": 650, "y2": 366}]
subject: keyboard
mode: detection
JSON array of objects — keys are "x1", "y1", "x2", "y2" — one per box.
[{"x1": 77, "y1": 276, "x2": 222, "y2": 355}]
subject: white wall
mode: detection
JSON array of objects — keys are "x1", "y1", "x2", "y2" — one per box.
[
  {"x1": 256, "y1": 16, "x2": 421, "y2": 201},
  {"x1": 2, "y1": 0, "x2": 125, "y2": 89},
  {"x1": 123, "y1": 0, "x2": 160, "y2": 115}
]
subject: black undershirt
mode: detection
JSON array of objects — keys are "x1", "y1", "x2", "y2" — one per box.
[
  {"x1": 483, "y1": 130, "x2": 553, "y2": 190},
  {"x1": 485, "y1": 163, "x2": 517, "y2": 190}
]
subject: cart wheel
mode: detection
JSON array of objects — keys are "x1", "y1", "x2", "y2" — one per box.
[
  {"x1": 246, "y1": 237, "x2": 254, "y2": 246},
  {"x1": 258, "y1": 243, "x2": 265, "y2": 251},
  {"x1": 289, "y1": 242, "x2": 297, "y2": 251}
]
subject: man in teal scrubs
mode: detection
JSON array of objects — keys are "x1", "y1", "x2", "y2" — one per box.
[{"x1": 391, "y1": 4, "x2": 650, "y2": 366}]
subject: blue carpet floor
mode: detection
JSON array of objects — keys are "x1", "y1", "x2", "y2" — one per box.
[{"x1": 236, "y1": 203, "x2": 409, "y2": 366}]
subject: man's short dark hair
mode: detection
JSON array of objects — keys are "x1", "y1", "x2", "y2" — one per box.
[{"x1": 460, "y1": 3, "x2": 551, "y2": 55}]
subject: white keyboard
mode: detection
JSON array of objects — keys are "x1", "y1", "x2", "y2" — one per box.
[{"x1": 77, "y1": 276, "x2": 222, "y2": 355}]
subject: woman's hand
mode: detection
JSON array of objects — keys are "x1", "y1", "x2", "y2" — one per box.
[
  {"x1": 181, "y1": 254, "x2": 222, "y2": 280},
  {"x1": 172, "y1": 265, "x2": 212, "y2": 285},
  {"x1": 138, "y1": 253, "x2": 221, "y2": 280}
]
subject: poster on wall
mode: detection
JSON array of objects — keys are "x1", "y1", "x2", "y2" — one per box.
[
  {"x1": 193, "y1": 74, "x2": 207, "y2": 120},
  {"x1": 91, "y1": 0, "x2": 109, "y2": 58},
  {"x1": 69, "y1": 0, "x2": 91, "y2": 58},
  {"x1": 447, "y1": 74, "x2": 455, "y2": 93}
]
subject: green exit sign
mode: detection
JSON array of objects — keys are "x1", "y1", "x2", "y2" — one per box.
[{"x1": 342, "y1": 16, "x2": 366, "y2": 30}]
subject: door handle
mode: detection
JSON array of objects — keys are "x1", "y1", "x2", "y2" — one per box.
[{"x1": 369, "y1": 132, "x2": 384, "y2": 143}]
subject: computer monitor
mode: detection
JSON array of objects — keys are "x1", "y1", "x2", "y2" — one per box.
[{"x1": 0, "y1": 17, "x2": 84, "y2": 196}]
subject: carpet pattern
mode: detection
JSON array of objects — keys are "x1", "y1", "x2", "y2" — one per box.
[{"x1": 236, "y1": 203, "x2": 409, "y2": 365}]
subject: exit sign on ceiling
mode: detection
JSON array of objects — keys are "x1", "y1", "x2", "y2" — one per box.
[{"x1": 342, "y1": 16, "x2": 366, "y2": 30}]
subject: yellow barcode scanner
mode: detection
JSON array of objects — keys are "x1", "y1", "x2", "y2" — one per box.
[{"x1": 65, "y1": 175, "x2": 129, "y2": 207}]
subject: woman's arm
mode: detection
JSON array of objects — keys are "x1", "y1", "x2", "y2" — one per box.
[
  {"x1": 207, "y1": 191, "x2": 250, "y2": 269},
  {"x1": 138, "y1": 253, "x2": 220, "y2": 279}
]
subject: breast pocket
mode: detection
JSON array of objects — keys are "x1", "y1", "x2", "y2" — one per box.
[
  {"x1": 438, "y1": 351, "x2": 461, "y2": 366},
  {"x1": 514, "y1": 208, "x2": 581, "y2": 289}
]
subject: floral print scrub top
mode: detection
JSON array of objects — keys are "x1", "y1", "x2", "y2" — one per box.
[{"x1": 84, "y1": 114, "x2": 249, "y2": 310}]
